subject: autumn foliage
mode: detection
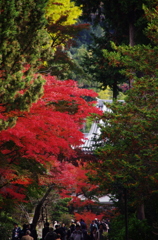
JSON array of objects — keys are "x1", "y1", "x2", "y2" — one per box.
[{"x1": 0, "y1": 75, "x2": 101, "y2": 205}]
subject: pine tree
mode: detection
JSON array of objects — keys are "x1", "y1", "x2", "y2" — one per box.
[
  {"x1": 87, "y1": 2, "x2": 158, "y2": 223},
  {"x1": 74, "y1": 0, "x2": 155, "y2": 98},
  {"x1": 0, "y1": 0, "x2": 52, "y2": 130}
]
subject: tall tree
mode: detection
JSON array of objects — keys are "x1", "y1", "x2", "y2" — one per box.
[
  {"x1": 87, "y1": 1, "x2": 158, "y2": 226},
  {"x1": 81, "y1": 32, "x2": 126, "y2": 99},
  {"x1": 0, "y1": 74, "x2": 100, "y2": 210},
  {"x1": 74, "y1": 0, "x2": 153, "y2": 45},
  {"x1": 42, "y1": 0, "x2": 89, "y2": 77},
  {"x1": 0, "y1": 0, "x2": 53, "y2": 130},
  {"x1": 73, "y1": 0, "x2": 155, "y2": 99}
]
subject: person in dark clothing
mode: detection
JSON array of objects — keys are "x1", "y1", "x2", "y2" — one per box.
[
  {"x1": 12, "y1": 223, "x2": 21, "y2": 240},
  {"x1": 80, "y1": 220, "x2": 87, "y2": 231},
  {"x1": 30, "y1": 224, "x2": 38, "y2": 240},
  {"x1": 21, "y1": 224, "x2": 27, "y2": 238},
  {"x1": 42, "y1": 222, "x2": 50, "y2": 240},
  {"x1": 90, "y1": 221, "x2": 98, "y2": 235},
  {"x1": 67, "y1": 222, "x2": 76, "y2": 240},
  {"x1": 90, "y1": 227, "x2": 97, "y2": 240},
  {"x1": 80, "y1": 219, "x2": 88, "y2": 240},
  {"x1": 59, "y1": 223, "x2": 67, "y2": 240},
  {"x1": 44, "y1": 228, "x2": 57, "y2": 240},
  {"x1": 97, "y1": 224, "x2": 107, "y2": 240},
  {"x1": 70, "y1": 222, "x2": 76, "y2": 234},
  {"x1": 54, "y1": 225, "x2": 64, "y2": 239},
  {"x1": 70, "y1": 225, "x2": 83, "y2": 240}
]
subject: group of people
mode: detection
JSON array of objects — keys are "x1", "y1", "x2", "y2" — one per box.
[
  {"x1": 11, "y1": 218, "x2": 110, "y2": 240},
  {"x1": 12, "y1": 223, "x2": 37, "y2": 240},
  {"x1": 89, "y1": 219, "x2": 109, "y2": 240},
  {"x1": 42, "y1": 218, "x2": 110, "y2": 240}
]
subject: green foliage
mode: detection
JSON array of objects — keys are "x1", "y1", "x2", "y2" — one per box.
[
  {"x1": 143, "y1": 2, "x2": 158, "y2": 44},
  {"x1": 81, "y1": 32, "x2": 126, "y2": 99},
  {"x1": 109, "y1": 214, "x2": 151, "y2": 240},
  {"x1": 91, "y1": 74, "x2": 158, "y2": 209},
  {"x1": 73, "y1": 0, "x2": 155, "y2": 99},
  {"x1": 0, "y1": 212, "x2": 15, "y2": 240},
  {"x1": 82, "y1": 116, "x2": 93, "y2": 133},
  {"x1": 102, "y1": 231, "x2": 108, "y2": 240},
  {"x1": 67, "y1": 45, "x2": 93, "y2": 86},
  {"x1": 0, "y1": 0, "x2": 52, "y2": 130},
  {"x1": 59, "y1": 213, "x2": 74, "y2": 226},
  {"x1": 75, "y1": 0, "x2": 152, "y2": 44},
  {"x1": 50, "y1": 197, "x2": 71, "y2": 222},
  {"x1": 87, "y1": 0, "x2": 158, "y2": 225}
]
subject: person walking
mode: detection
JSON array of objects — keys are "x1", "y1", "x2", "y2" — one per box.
[
  {"x1": 90, "y1": 227, "x2": 98, "y2": 240},
  {"x1": 42, "y1": 222, "x2": 50, "y2": 240},
  {"x1": 90, "y1": 221, "x2": 98, "y2": 235},
  {"x1": 12, "y1": 223, "x2": 21, "y2": 240},
  {"x1": 70, "y1": 224, "x2": 83, "y2": 240},
  {"x1": 44, "y1": 228, "x2": 58, "y2": 240},
  {"x1": 21, "y1": 230, "x2": 34, "y2": 240},
  {"x1": 96, "y1": 224, "x2": 107, "y2": 240}
]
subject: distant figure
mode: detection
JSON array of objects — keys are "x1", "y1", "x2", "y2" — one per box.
[
  {"x1": 80, "y1": 219, "x2": 87, "y2": 230},
  {"x1": 97, "y1": 99, "x2": 103, "y2": 109},
  {"x1": 44, "y1": 227, "x2": 57, "y2": 240},
  {"x1": 90, "y1": 226, "x2": 98, "y2": 240},
  {"x1": 54, "y1": 221, "x2": 58, "y2": 230},
  {"x1": 12, "y1": 223, "x2": 21, "y2": 240},
  {"x1": 59, "y1": 223, "x2": 67, "y2": 240},
  {"x1": 30, "y1": 224, "x2": 38, "y2": 240},
  {"x1": 21, "y1": 230, "x2": 33, "y2": 240},
  {"x1": 21, "y1": 224, "x2": 27, "y2": 238},
  {"x1": 42, "y1": 222, "x2": 50, "y2": 240},
  {"x1": 94, "y1": 219, "x2": 99, "y2": 229},
  {"x1": 67, "y1": 220, "x2": 76, "y2": 240},
  {"x1": 90, "y1": 221, "x2": 98, "y2": 234},
  {"x1": 70, "y1": 224, "x2": 83, "y2": 240},
  {"x1": 80, "y1": 219, "x2": 88, "y2": 240},
  {"x1": 54, "y1": 224, "x2": 64, "y2": 239},
  {"x1": 70, "y1": 220, "x2": 76, "y2": 233},
  {"x1": 97, "y1": 224, "x2": 107, "y2": 240}
]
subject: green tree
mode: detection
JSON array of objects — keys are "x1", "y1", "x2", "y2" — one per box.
[
  {"x1": 0, "y1": 212, "x2": 14, "y2": 240},
  {"x1": 87, "y1": 1, "x2": 158, "y2": 227},
  {"x1": 50, "y1": 197, "x2": 71, "y2": 222},
  {"x1": 81, "y1": 32, "x2": 127, "y2": 99},
  {"x1": 42, "y1": 0, "x2": 90, "y2": 79},
  {"x1": 73, "y1": 0, "x2": 155, "y2": 99},
  {"x1": 75, "y1": 0, "x2": 153, "y2": 45},
  {"x1": 0, "y1": 0, "x2": 52, "y2": 130}
]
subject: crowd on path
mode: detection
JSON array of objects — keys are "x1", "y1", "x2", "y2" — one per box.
[
  {"x1": 12, "y1": 223, "x2": 37, "y2": 240},
  {"x1": 11, "y1": 218, "x2": 110, "y2": 240}
]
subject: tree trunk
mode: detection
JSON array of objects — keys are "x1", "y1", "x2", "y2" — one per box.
[
  {"x1": 137, "y1": 202, "x2": 145, "y2": 220},
  {"x1": 32, "y1": 185, "x2": 54, "y2": 228},
  {"x1": 112, "y1": 80, "x2": 118, "y2": 100},
  {"x1": 129, "y1": 22, "x2": 135, "y2": 47},
  {"x1": 128, "y1": 12, "x2": 135, "y2": 89},
  {"x1": 129, "y1": 9, "x2": 135, "y2": 47}
]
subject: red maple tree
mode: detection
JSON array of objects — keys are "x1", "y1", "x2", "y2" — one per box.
[{"x1": 0, "y1": 75, "x2": 101, "y2": 205}]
